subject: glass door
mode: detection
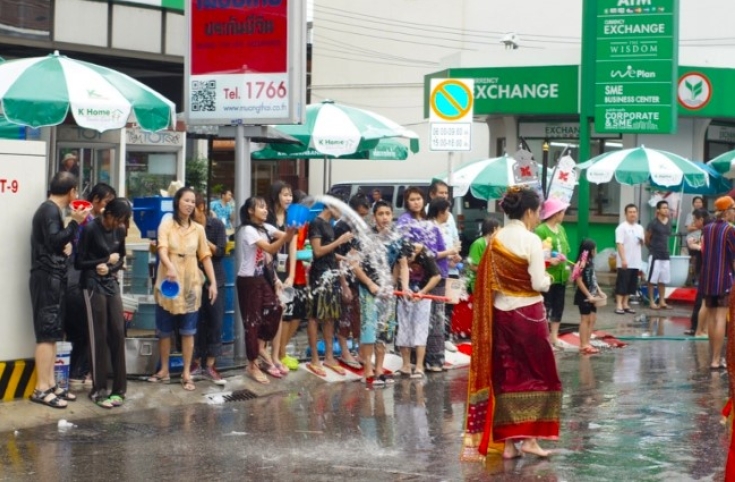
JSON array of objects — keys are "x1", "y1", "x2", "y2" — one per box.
[{"x1": 57, "y1": 146, "x2": 116, "y2": 198}]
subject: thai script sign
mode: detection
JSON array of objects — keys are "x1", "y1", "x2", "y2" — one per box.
[{"x1": 185, "y1": 0, "x2": 305, "y2": 125}]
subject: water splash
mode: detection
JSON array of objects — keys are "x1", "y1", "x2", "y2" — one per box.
[{"x1": 300, "y1": 195, "x2": 397, "y2": 327}]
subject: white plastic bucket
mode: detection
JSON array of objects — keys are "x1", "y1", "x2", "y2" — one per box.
[
  {"x1": 54, "y1": 341, "x2": 72, "y2": 391},
  {"x1": 669, "y1": 255, "x2": 691, "y2": 288}
]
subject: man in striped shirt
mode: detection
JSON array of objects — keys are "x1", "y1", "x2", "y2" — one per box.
[{"x1": 698, "y1": 195, "x2": 735, "y2": 370}]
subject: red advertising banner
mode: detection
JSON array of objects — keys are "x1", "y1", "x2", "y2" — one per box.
[
  {"x1": 186, "y1": 0, "x2": 304, "y2": 125},
  {"x1": 190, "y1": 0, "x2": 288, "y2": 75}
]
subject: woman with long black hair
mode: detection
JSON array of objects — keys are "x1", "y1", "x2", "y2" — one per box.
[{"x1": 236, "y1": 197, "x2": 295, "y2": 384}]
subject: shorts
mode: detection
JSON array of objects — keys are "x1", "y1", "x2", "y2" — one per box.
[
  {"x1": 542, "y1": 284, "x2": 566, "y2": 322},
  {"x1": 647, "y1": 256, "x2": 671, "y2": 285},
  {"x1": 359, "y1": 285, "x2": 396, "y2": 345},
  {"x1": 282, "y1": 285, "x2": 309, "y2": 321},
  {"x1": 30, "y1": 270, "x2": 66, "y2": 343},
  {"x1": 703, "y1": 294, "x2": 730, "y2": 308},
  {"x1": 308, "y1": 271, "x2": 342, "y2": 321},
  {"x1": 156, "y1": 305, "x2": 198, "y2": 337},
  {"x1": 578, "y1": 300, "x2": 597, "y2": 316},
  {"x1": 615, "y1": 268, "x2": 639, "y2": 296}
]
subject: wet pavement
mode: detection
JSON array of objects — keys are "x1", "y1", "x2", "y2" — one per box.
[{"x1": 0, "y1": 300, "x2": 730, "y2": 481}]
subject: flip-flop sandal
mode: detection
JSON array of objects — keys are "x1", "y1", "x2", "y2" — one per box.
[
  {"x1": 306, "y1": 363, "x2": 327, "y2": 377},
  {"x1": 394, "y1": 368, "x2": 412, "y2": 377},
  {"x1": 649, "y1": 305, "x2": 660, "y2": 310},
  {"x1": 181, "y1": 378, "x2": 196, "y2": 391},
  {"x1": 338, "y1": 357, "x2": 362, "y2": 369},
  {"x1": 264, "y1": 364, "x2": 283, "y2": 379},
  {"x1": 30, "y1": 388, "x2": 67, "y2": 409},
  {"x1": 53, "y1": 385, "x2": 77, "y2": 401},
  {"x1": 247, "y1": 369, "x2": 270, "y2": 384},
  {"x1": 274, "y1": 362, "x2": 289, "y2": 376},
  {"x1": 324, "y1": 363, "x2": 347, "y2": 376},
  {"x1": 146, "y1": 374, "x2": 170, "y2": 383},
  {"x1": 614, "y1": 309, "x2": 626, "y2": 315},
  {"x1": 624, "y1": 308, "x2": 636, "y2": 314},
  {"x1": 96, "y1": 397, "x2": 114, "y2": 409},
  {"x1": 660, "y1": 304, "x2": 671, "y2": 309},
  {"x1": 409, "y1": 369, "x2": 425, "y2": 379}
]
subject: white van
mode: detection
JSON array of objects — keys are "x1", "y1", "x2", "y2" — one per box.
[{"x1": 329, "y1": 180, "x2": 500, "y2": 254}]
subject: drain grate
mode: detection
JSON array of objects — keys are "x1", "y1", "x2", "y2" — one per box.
[{"x1": 206, "y1": 389, "x2": 258, "y2": 403}]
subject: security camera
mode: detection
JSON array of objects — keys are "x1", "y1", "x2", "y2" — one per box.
[{"x1": 500, "y1": 33, "x2": 519, "y2": 50}]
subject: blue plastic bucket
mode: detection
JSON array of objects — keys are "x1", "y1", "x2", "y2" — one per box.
[
  {"x1": 286, "y1": 204, "x2": 311, "y2": 227},
  {"x1": 159, "y1": 280, "x2": 180, "y2": 298}
]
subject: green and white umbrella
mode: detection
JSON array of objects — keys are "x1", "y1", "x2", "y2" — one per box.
[
  {"x1": 707, "y1": 150, "x2": 735, "y2": 178},
  {"x1": 577, "y1": 146, "x2": 709, "y2": 188},
  {"x1": 437, "y1": 155, "x2": 545, "y2": 200},
  {"x1": 0, "y1": 51, "x2": 176, "y2": 132},
  {"x1": 252, "y1": 137, "x2": 410, "y2": 161},
  {"x1": 272, "y1": 100, "x2": 420, "y2": 157}
]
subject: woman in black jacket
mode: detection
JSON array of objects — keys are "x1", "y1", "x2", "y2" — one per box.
[{"x1": 75, "y1": 198, "x2": 131, "y2": 409}]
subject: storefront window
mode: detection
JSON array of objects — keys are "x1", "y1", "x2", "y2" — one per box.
[
  {"x1": 58, "y1": 147, "x2": 114, "y2": 198},
  {"x1": 0, "y1": 0, "x2": 51, "y2": 40},
  {"x1": 705, "y1": 124, "x2": 735, "y2": 161},
  {"x1": 126, "y1": 152, "x2": 177, "y2": 199}
]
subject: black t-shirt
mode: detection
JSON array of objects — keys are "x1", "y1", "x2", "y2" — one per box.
[
  {"x1": 333, "y1": 219, "x2": 360, "y2": 288},
  {"x1": 203, "y1": 216, "x2": 227, "y2": 287},
  {"x1": 646, "y1": 217, "x2": 671, "y2": 259},
  {"x1": 75, "y1": 218, "x2": 126, "y2": 296},
  {"x1": 31, "y1": 200, "x2": 78, "y2": 276},
  {"x1": 308, "y1": 217, "x2": 338, "y2": 282}
]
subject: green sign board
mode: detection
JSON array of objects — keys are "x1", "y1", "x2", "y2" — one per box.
[
  {"x1": 89, "y1": 0, "x2": 183, "y2": 11},
  {"x1": 424, "y1": 65, "x2": 579, "y2": 118},
  {"x1": 675, "y1": 66, "x2": 735, "y2": 117},
  {"x1": 594, "y1": 0, "x2": 679, "y2": 134}
]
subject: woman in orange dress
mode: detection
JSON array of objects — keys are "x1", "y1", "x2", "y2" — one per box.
[{"x1": 463, "y1": 186, "x2": 562, "y2": 461}]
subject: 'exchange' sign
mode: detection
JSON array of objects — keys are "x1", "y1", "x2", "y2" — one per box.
[{"x1": 594, "y1": 0, "x2": 679, "y2": 134}]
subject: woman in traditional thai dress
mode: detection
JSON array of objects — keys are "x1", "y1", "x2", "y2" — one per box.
[{"x1": 462, "y1": 185, "x2": 562, "y2": 461}]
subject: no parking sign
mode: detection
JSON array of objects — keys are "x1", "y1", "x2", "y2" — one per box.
[{"x1": 429, "y1": 78, "x2": 474, "y2": 151}]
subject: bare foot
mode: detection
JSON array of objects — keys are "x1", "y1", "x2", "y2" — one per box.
[
  {"x1": 520, "y1": 439, "x2": 550, "y2": 458},
  {"x1": 502, "y1": 442, "x2": 522, "y2": 459}
]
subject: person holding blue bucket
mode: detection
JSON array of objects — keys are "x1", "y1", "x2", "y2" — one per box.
[
  {"x1": 236, "y1": 197, "x2": 296, "y2": 384},
  {"x1": 147, "y1": 187, "x2": 218, "y2": 392}
]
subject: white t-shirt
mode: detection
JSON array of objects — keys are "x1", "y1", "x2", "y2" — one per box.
[
  {"x1": 236, "y1": 223, "x2": 277, "y2": 277},
  {"x1": 615, "y1": 221, "x2": 645, "y2": 270}
]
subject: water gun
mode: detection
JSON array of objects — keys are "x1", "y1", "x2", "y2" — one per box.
[
  {"x1": 570, "y1": 249, "x2": 589, "y2": 282},
  {"x1": 393, "y1": 290, "x2": 451, "y2": 302},
  {"x1": 551, "y1": 251, "x2": 575, "y2": 265}
]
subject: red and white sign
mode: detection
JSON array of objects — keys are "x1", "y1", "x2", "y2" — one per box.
[{"x1": 186, "y1": 0, "x2": 305, "y2": 126}]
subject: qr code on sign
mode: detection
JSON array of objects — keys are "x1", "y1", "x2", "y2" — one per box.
[{"x1": 191, "y1": 80, "x2": 216, "y2": 112}]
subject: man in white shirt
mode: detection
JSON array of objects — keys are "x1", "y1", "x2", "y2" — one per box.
[{"x1": 614, "y1": 204, "x2": 645, "y2": 314}]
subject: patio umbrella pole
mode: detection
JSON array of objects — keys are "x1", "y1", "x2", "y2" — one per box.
[{"x1": 233, "y1": 126, "x2": 251, "y2": 362}]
